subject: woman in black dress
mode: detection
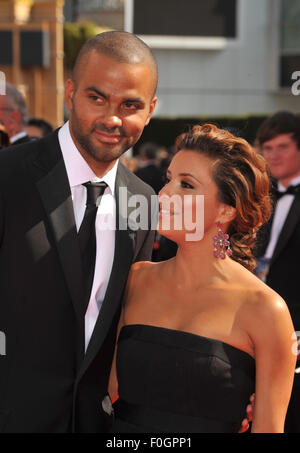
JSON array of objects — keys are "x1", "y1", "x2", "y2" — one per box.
[{"x1": 109, "y1": 124, "x2": 296, "y2": 433}]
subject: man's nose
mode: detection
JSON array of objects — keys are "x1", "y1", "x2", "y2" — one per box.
[{"x1": 100, "y1": 107, "x2": 122, "y2": 129}]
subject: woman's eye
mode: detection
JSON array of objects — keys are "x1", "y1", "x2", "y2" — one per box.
[
  {"x1": 164, "y1": 176, "x2": 171, "y2": 184},
  {"x1": 181, "y1": 180, "x2": 194, "y2": 189}
]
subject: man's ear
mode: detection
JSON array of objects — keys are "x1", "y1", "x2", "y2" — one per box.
[
  {"x1": 65, "y1": 79, "x2": 75, "y2": 111},
  {"x1": 145, "y1": 96, "x2": 157, "y2": 126}
]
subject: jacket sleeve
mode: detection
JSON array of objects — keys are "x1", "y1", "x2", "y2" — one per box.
[
  {"x1": 134, "y1": 228, "x2": 156, "y2": 262},
  {"x1": 134, "y1": 189, "x2": 158, "y2": 262},
  {"x1": 0, "y1": 189, "x2": 4, "y2": 248}
]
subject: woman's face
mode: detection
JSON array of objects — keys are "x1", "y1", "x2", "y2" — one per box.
[{"x1": 158, "y1": 150, "x2": 223, "y2": 244}]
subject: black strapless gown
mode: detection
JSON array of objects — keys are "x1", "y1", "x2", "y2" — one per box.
[{"x1": 111, "y1": 324, "x2": 255, "y2": 433}]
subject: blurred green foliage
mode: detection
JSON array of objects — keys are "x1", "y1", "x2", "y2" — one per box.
[{"x1": 63, "y1": 21, "x2": 111, "y2": 68}]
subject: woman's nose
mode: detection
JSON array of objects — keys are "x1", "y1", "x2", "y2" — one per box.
[
  {"x1": 159, "y1": 185, "x2": 169, "y2": 199},
  {"x1": 158, "y1": 190, "x2": 172, "y2": 207}
]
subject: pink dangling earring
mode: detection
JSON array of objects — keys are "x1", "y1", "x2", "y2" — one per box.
[{"x1": 213, "y1": 221, "x2": 232, "y2": 259}]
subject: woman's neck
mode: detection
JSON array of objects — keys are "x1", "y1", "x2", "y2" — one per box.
[{"x1": 170, "y1": 232, "x2": 234, "y2": 290}]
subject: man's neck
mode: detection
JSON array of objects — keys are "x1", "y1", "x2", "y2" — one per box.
[
  {"x1": 279, "y1": 173, "x2": 300, "y2": 188},
  {"x1": 10, "y1": 130, "x2": 27, "y2": 144}
]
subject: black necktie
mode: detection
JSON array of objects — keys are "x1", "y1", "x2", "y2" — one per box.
[
  {"x1": 78, "y1": 181, "x2": 108, "y2": 306},
  {"x1": 275, "y1": 184, "x2": 300, "y2": 200}
]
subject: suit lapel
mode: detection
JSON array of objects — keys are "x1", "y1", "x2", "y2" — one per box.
[
  {"x1": 78, "y1": 163, "x2": 137, "y2": 379},
  {"x1": 271, "y1": 194, "x2": 300, "y2": 264},
  {"x1": 29, "y1": 131, "x2": 85, "y2": 323}
]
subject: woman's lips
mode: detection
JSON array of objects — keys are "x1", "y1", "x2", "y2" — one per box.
[
  {"x1": 159, "y1": 210, "x2": 179, "y2": 216},
  {"x1": 94, "y1": 130, "x2": 122, "y2": 144}
]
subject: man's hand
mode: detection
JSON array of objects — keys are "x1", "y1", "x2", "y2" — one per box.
[{"x1": 238, "y1": 393, "x2": 255, "y2": 433}]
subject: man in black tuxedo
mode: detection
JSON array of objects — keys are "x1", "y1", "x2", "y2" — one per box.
[
  {"x1": 255, "y1": 111, "x2": 300, "y2": 433},
  {"x1": 0, "y1": 31, "x2": 158, "y2": 432},
  {"x1": 0, "y1": 83, "x2": 33, "y2": 146},
  {"x1": 135, "y1": 142, "x2": 164, "y2": 194}
]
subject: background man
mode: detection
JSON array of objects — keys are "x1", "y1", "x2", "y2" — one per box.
[
  {"x1": 26, "y1": 118, "x2": 53, "y2": 139},
  {"x1": 255, "y1": 110, "x2": 300, "y2": 433},
  {"x1": 0, "y1": 121, "x2": 9, "y2": 149},
  {"x1": 135, "y1": 142, "x2": 164, "y2": 194},
  {"x1": 0, "y1": 83, "x2": 32, "y2": 145},
  {"x1": 0, "y1": 31, "x2": 157, "y2": 433}
]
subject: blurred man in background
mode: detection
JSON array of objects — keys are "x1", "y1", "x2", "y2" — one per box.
[
  {"x1": 255, "y1": 111, "x2": 300, "y2": 433},
  {"x1": 26, "y1": 118, "x2": 53, "y2": 139},
  {"x1": 0, "y1": 121, "x2": 9, "y2": 149},
  {"x1": 135, "y1": 141, "x2": 164, "y2": 194},
  {"x1": 0, "y1": 83, "x2": 32, "y2": 146}
]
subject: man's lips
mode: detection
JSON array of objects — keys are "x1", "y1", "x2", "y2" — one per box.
[{"x1": 94, "y1": 130, "x2": 123, "y2": 144}]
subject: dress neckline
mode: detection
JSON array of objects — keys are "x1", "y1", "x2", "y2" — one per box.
[{"x1": 121, "y1": 324, "x2": 255, "y2": 361}]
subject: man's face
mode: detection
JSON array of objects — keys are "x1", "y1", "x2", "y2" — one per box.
[
  {"x1": 262, "y1": 133, "x2": 300, "y2": 186},
  {"x1": 65, "y1": 51, "x2": 157, "y2": 169},
  {"x1": 26, "y1": 125, "x2": 44, "y2": 139},
  {"x1": 0, "y1": 95, "x2": 15, "y2": 138}
]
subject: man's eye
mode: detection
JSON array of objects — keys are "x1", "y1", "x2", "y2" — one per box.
[
  {"x1": 181, "y1": 181, "x2": 194, "y2": 189},
  {"x1": 89, "y1": 95, "x2": 103, "y2": 102},
  {"x1": 124, "y1": 102, "x2": 139, "y2": 110}
]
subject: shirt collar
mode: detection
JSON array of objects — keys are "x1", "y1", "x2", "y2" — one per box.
[
  {"x1": 58, "y1": 121, "x2": 118, "y2": 196},
  {"x1": 10, "y1": 130, "x2": 27, "y2": 144},
  {"x1": 278, "y1": 175, "x2": 300, "y2": 192}
]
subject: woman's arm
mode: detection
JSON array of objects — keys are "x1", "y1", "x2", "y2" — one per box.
[
  {"x1": 108, "y1": 261, "x2": 149, "y2": 403},
  {"x1": 249, "y1": 294, "x2": 296, "y2": 433},
  {"x1": 108, "y1": 308, "x2": 124, "y2": 403}
]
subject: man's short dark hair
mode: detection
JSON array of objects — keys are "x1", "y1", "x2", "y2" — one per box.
[
  {"x1": 72, "y1": 31, "x2": 158, "y2": 97},
  {"x1": 139, "y1": 142, "x2": 159, "y2": 160},
  {"x1": 256, "y1": 111, "x2": 300, "y2": 148},
  {"x1": 27, "y1": 118, "x2": 53, "y2": 137}
]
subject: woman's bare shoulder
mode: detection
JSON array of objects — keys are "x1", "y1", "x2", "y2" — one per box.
[
  {"x1": 123, "y1": 260, "x2": 170, "y2": 309},
  {"x1": 239, "y1": 268, "x2": 286, "y2": 313},
  {"x1": 229, "y1": 263, "x2": 290, "y2": 326},
  {"x1": 126, "y1": 260, "x2": 168, "y2": 290},
  {"x1": 130, "y1": 260, "x2": 156, "y2": 272},
  {"x1": 129, "y1": 260, "x2": 163, "y2": 279},
  {"x1": 236, "y1": 268, "x2": 292, "y2": 340}
]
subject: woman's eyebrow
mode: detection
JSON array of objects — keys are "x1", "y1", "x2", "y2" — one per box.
[
  {"x1": 179, "y1": 172, "x2": 202, "y2": 183},
  {"x1": 166, "y1": 169, "x2": 201, "y2": 184}
]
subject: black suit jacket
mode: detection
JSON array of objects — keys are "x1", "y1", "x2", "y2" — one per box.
[
  {"x1": 10, "y1": 134, "x2": 34, "y2": 146},
  {"x1": 255, "y1": 190, "x2": 300, "y2": 330},
  {"x1": 0, "y1": 131, "x2": 156, "y2": 433},
  {"x1": 135, "y1": 164, "x2": 164, "y2": 194}
]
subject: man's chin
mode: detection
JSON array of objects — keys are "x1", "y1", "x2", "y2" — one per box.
[{"x1": 87, "y1": 143, "x2": 127, "y2": 163}]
